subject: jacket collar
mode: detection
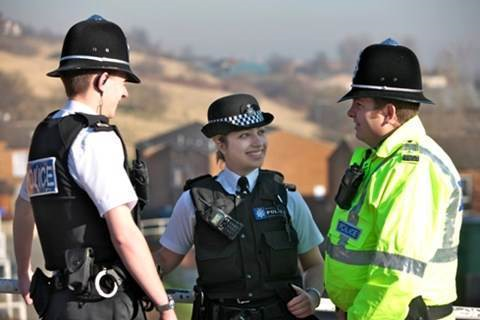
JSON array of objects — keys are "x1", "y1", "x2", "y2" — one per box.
[{"x1": 375, "y1": 115, "x2": 425, "y2": 158}]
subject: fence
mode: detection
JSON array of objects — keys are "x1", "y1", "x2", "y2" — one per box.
[{"x1": 0, "y1": 279, "x2": 479, "y2": 319}]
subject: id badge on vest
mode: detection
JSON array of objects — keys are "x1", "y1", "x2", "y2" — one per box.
[
  {"x1": 336, "y1": 220, "x2": 361, "y2": 240},
  {"x1": 253, "y1": 206, "x2": 287, "y2": 221}
]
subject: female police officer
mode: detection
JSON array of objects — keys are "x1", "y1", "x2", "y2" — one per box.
[
  {"x1": 13, "y1": 15, "x2": 176, "y2": 320},
  {"x1": 156, "y1": 93, "x2": 324, "y2": 319}
]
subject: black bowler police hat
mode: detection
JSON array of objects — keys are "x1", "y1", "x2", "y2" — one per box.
[
  {"x1": 201, "y1": 93, "x2": 274, "y2": 138},
  {"x1": 47, "y1": 15, "x2": 140, "y2": 83},
  {"x1": 338, "y1": 38, "x2": 433, "y2": 104}
]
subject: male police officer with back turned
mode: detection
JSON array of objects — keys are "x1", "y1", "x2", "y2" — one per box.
[
  {"x1": 13, "y1": 15, "x2": 177, "y2": 320},
  {"x1": 324, "y1": 39, "x2": 463, "y2": 320}
]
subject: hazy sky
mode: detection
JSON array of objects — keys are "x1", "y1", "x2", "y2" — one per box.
[{"x1": 2, "y1": 0, "x2": 479, "y2": 67}]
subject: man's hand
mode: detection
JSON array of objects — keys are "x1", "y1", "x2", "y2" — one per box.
[
  {"x1": 18, "y1": 273, "x2": 33, "y2": 305},
  {"x1": 287, "y1": 284, "x2": 318, "y2": 318}
]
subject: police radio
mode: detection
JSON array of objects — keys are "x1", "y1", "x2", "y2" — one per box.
[
  {"x1": 335, "y1": 164, "x2": 364, "y2": 210},
  {"x1": 203, "y1": 205, "x2": 244, "y2": 240}
]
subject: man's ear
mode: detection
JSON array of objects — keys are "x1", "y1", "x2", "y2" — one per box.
[
  {"x1": 94, "y1": 72, "x2": 109, "y2": 93},
  {"x1": 383, "y1": 103, "x2": 399, "y2": 124}
]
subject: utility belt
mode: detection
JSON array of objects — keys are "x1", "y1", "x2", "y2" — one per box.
[
  {"x1": 406, "y1": 296, "x2": 453, "y2": 320},
  {"x1": 192, "y1": 286, "x2": 317, "y2": 320},
  {"x1": 52, "y1": 263, "x2": 129, "y2": 300},
  {"x1": 29, "y1": 247, "x2": 135, "y2": 318},
  {"x1": 196, "y1": 296, "x2": 292, "y2": 320}
]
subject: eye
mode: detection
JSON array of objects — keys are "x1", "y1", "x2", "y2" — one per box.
[
  {"x1": 257, "y1": 128, "x2": 265, "y2": 135},
  {"x1": 353, "y1": 102, "x2": 364, "y2": 109}
]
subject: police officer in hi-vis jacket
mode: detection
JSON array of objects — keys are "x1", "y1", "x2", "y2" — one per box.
[{"x1": 325, "y1": 39, "x2": 462, "y2": 320}]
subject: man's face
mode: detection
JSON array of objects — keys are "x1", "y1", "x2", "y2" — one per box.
[
  {"x1": 100, "y1": 73, "x2": 129, "y2": 118},
  {"x1": 347, "y1": 97, "x2": 389, "y2": 147},
  {"x1": 216, "y1": 127, "x2": 268, "y2": 176}
]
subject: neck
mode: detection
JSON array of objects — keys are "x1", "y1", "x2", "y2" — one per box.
[
  {"x1": 71, "y1": 92, "x2": 102, "y2": 115},
  {"x1": 226, "y1": 165, "x2": 256, "y2": 177}
]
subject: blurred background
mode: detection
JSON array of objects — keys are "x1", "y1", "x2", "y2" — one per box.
[{"x1": 0, "y1": 1, "x2": 479, "y2": 319}]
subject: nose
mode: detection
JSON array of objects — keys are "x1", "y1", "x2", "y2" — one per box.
[
  {"x1": 122, "y1": 86, "x2": 128, "y2": 99},
  {"x1": 252, "y1": 132, "x2": 265, "y2": 146},
  {"x1": 347, "y1": 104, "x2": 356, "y2": 118}
]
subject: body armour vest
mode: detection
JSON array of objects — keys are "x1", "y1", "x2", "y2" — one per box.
[
  {"x1": 187, "y1": 170, "x2": 302, "y2": 300},
  {"x1": 27, "y1": 112, "x2": 128, "y2": 270}
]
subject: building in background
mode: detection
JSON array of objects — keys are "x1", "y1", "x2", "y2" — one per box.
[{"x1": 0, "y1": 121, "x2": 35, "y2": 220}]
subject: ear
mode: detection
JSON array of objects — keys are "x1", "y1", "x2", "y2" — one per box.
[
  {"x1": 94, "y1": 72, "x2": 109, "y2": 93},
  {"x1": 212, "y1": 135, "x2": 226, "y2": 152},
  {"x1": 383, "y1": 103, "x2": 399, "y2": 124}
]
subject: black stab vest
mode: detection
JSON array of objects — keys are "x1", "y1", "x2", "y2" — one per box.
[
  {"x1": 27, "y1": 112, "x2": 128, "y2": 270},
  {"x1": 187, "y1": 170, "x2": 302, "y2": 300}
]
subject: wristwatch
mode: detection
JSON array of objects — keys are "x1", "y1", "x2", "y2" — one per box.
[
  {"x1": 305, "y1": 287, "x2": 322, "y2": 308},
  {"x1": 155, "y1": 295, "x2": 175, "y2": 312}
]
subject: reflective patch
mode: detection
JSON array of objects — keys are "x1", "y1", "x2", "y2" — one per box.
[
  {"x1": 27, "y1": 157, "x2": 59, "y2": 197},
  {"x1": 336, "y1": 220, "x2": 361, "y2": 240},
  {"x1": 253, "y1": 207, "x2": 286, "y2": 220}
]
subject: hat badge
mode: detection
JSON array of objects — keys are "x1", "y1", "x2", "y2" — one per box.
[{"x1": 242, "y1": 104, "x2": 256, "y2": 115}]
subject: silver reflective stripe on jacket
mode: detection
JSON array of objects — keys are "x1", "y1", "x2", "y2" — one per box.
[{"x1": 326, "y1": 238, "x2": 427, "y2": 277}]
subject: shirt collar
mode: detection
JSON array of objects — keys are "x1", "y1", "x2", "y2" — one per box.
[
  {"x1": 216, "y1": 167, "x2": 259, "y2": 195},
  {"x1": 376, "y1": 115, "x2": 426, "y2": 158},
  {"x1": 54, "y1": 99, "x2": 98, "y2": 118}
]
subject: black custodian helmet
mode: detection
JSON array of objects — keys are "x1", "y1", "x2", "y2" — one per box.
[
  {"x1": 47, "y1": 15, "x2": 140, "y2": 83},
  {"x1": 201, "y1": 93, "x2": 274, "y2": 138},
  {"x1": 338, "y1": 38, "x2": 433, "y2": 104}
]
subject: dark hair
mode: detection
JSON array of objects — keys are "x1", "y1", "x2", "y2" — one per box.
[
  {"x1": 61, "y1": 70, "x2": 127, "y2": 98},
  {"x1": 215, "y1": 136, "x2": 227, "y2": 163},
  {"x1": 373, "y1": 98, "x2": 420, "y2": 123},
  {"x1": 61, "y1": 72, "x2": 96, "y2": 98}
]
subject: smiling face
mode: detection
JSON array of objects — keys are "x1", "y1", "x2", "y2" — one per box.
[
  {"x1": 214, "y1": 127, "x2": 268, "y2": 176},
  {"x1": 346, "y1": 97, "x2": 392, "y2": 147}
]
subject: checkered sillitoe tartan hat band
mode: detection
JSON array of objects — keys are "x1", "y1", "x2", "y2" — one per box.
[{"x1": 207, "y1": 108, "x2": 265, "y2": 127}]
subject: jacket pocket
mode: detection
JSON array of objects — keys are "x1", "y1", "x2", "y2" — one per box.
[
  {"x1": 195, "y1": 242, "x2": 241, "y2": 285},
  {"x1": 262, "y1": 230, "x2": 298, "y2": 278}
]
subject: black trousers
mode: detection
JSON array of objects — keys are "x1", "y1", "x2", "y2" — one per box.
[
  {"x1": 44, "y1": 289, "x2": 146, "y2": 320},
  {"x1": 195, "y1": 299, "x2": 318, "y2": 320}
]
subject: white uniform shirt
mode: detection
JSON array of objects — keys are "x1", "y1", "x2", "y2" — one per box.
[
  {"x1": 160, "y1": 167, "x2": 324, "y2": 255},
  {"x1": 20, "y1": 100, "x2": 137, "y2": 217}
]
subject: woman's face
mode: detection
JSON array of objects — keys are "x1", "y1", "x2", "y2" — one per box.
[{"x1": 215, "y1": 127, "x2": 268, "y2": 176}]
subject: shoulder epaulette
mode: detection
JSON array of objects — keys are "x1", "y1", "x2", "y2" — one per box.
[
  {"x1": 71, "y1": 113, "x2": 112, "y2": 132},
  {"x1": 184, "y1": 174, "x2": 213, "y2": 191},
  {"x1": 402, "y1": 140, "x2": 420, "y2": 162},
  {"x1": 260, "y1": 169, "x2": 285, "y2": 183},
  {"x1": 284, "y1": 183, "x2": 296, "y2": 192},
  {"x1": 91, "y1": 121, "x2": 114, "y2": 132}
]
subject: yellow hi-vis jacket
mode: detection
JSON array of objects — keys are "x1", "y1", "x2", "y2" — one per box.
[{"x1": 325, "y1": 116, "x2": 463, "y2": 320}]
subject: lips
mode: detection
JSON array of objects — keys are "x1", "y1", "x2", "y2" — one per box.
[{"x1": 247, "y1": 149, "x2": 264, "y2": 158}]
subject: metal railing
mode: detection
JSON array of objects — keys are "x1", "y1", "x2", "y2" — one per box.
[{"x1": 1, "y1": 279, "x2": 479, "y2": 319}]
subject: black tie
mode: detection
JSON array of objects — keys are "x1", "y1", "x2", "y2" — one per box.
[{"x1": 237, "y1": 176, "x2": 249, "y2": 196}]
